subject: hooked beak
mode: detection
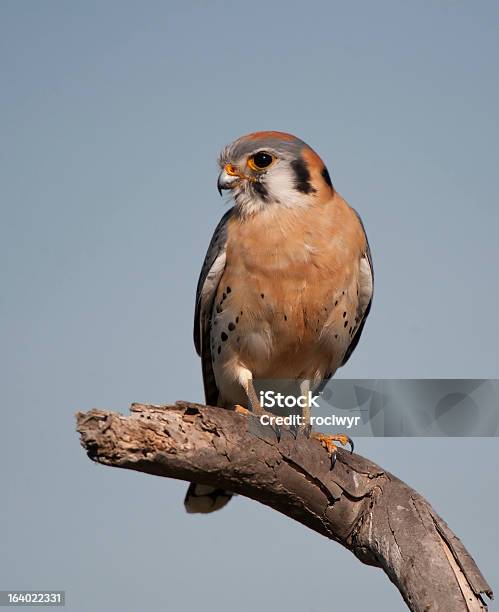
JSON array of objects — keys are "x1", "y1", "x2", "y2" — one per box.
[{"x1": 217, "y1": 163, "x2": 248, "y2": 196}]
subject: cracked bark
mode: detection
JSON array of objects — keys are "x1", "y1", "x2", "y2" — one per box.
[{"x1": 76, "y1": 401, "x2": 493, "y2": 612}]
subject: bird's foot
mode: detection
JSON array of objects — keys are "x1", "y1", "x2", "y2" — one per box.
[
  {"x1": 233, "y1": 404, "x2": 251, "y2": 415},
  {"x1": 310, "y1": 432, "x2": 354, "y2": 469}
]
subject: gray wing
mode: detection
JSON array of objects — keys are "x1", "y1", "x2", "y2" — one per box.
[
  {"x1": 341, "y1": 210, "x2": 374, "y2": 366},
  {"x1": 193, "y1": 208, "x2": 233, "y2": 405}
]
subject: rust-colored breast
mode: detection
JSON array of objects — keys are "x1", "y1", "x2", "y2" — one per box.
[{"x1": 210, "y1": 193, "x2": 367, "y2": 386}]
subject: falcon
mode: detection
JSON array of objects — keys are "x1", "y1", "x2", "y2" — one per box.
[{"x1": 185, "y1": 131, "x2": 373, "y2": 513}]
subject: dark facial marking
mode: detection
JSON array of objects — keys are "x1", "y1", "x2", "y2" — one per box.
[
  {"x1": 291, "y1": 158, "x2": 317, "y2": 195},
  {"x1": 228, "y1": 322, "x2": 236, "y2": 331},
  {"x1": 321, "y1": 166, "x2": 333, "y2": 189},
  {"x1": 226, "y1": 286, "x2": 231, "y2": 293},
  {"x1": 221, "y1": 332, "x2": 228, "y2": 341},
  {"x1": 253, "y1": 181, "x2": 268, "y2": 201}
]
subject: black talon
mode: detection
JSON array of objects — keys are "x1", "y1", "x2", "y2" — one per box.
[
  {"x1": 330, "y1": 452, "x2": 337, "y2": 470},
  {"x1": 347, "y1": 436, "x2": 354, "y2": 454},
  {"x1": 273, "y1": 422, "x2": 281, "y2": 442},
  {"x1": 289, "y1": 423, "x2": 300, "y2": 439}
]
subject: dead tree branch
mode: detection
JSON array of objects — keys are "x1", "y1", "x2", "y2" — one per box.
[{"x1": 76, "y1": 402, "x2": 493, "y2": 611}]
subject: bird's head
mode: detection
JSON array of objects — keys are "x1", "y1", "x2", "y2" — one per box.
[{"x1": 217, "y1": 131, "x2": 334, "y2": 215}]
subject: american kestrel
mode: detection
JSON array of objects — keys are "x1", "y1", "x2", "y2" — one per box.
[{"x1": 185, "y1": 131, "x2": 373, "y2": 513}]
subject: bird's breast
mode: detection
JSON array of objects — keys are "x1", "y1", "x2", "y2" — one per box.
[{"x1": 210, "y1": 197, "x2": 364, "y2": 382}]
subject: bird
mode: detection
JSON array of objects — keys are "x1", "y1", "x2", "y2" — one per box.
[{"x1": 185, "y1": 131, "x2": 373, "y2": 513}]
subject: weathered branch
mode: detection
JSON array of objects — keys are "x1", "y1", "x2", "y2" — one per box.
[{"x1": 76, "y1": 402, "x2": 492, "y2": 611}]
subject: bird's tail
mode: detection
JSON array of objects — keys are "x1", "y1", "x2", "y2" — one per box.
[{"x1": 184, "y1": 483, "x2": 233, "y2": 514}]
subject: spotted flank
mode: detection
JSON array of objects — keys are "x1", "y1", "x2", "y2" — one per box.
[{"x1": 184, "y1": 483, "x2": 233, "y2": 514}]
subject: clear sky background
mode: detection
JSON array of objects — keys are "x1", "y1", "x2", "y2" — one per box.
[{"x1": 1, "y1": 1, "x2": 498, "y2": 610}]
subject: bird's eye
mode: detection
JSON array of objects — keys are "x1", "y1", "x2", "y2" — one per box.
[{"x1": 248, "y1": 151, "x2": 275, "y2": 171}]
